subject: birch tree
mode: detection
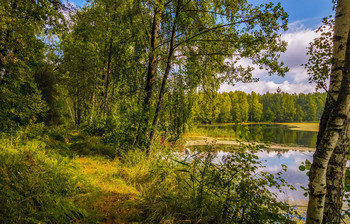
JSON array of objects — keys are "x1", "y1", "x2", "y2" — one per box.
[{"x1": 306, "y1": 0, "x2": 350, "y2": 223}]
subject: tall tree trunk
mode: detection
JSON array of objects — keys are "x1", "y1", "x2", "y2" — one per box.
[
  {"x1": 137, "y1": 4, "x2": 161, "y2": 147},
  {"x1": 317, "y1": 0, "x2": 350, "y2": 147},
  {"x1": 103, "y1": 6, "x2": 118, "y2": 115},
  {"x1": 147, "y1": 0, "x2": 181, "y2": 155},
  {"x1": 323, "y1": 123, "x2": 350, "y2": 223},
  {"x1": 323, "y1": 2, "x2": 350, "y2": 222},
  {"x1": 306, "y1": 20, "x2": 350, "y2": 223},
  {"x1": 103, "y1": 37, "x2": 113, "y2": 114},
  {"x1": 74, "y1": 72, "x2": 81, "y2": 126},
  {"x1": 306, "y1": 1, "x2": 350, "y2": 223}
]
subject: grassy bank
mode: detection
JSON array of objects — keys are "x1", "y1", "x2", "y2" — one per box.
[
  {"x1": 276, "y1": 122, "x2": 319, "y2": 132},
  {"x1": 0, "y1": 128, "x2": 305, "y2": 223}
]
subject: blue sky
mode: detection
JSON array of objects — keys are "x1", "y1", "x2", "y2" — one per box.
[
  {"x1": 69, "y1": 0, "x2": 85, "y2": 7},
  {"x1": 259, "y1": 0, "x2": 333, "y2": 25},
  {"x1": 220, "y1": 0, "x2": 335, "y2": 93},
  {"x1": 69, "y1": 0, "x2": 334, "y2": 94}
]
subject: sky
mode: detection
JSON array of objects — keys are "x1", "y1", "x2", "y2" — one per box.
[
  {"x1": 221, "y1": 0, "x2": 335, "y2": 94},
  {"x1": 69, "y1": 0, "x2": 334, "y2": 94}
]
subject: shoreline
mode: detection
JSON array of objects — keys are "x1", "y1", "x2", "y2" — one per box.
[
  {"x1": 194, "y1": 122, "x2": 319, "y2": 132},
  {"x1": 185, "y1": 138, "x2": 315, "y2": 152}
]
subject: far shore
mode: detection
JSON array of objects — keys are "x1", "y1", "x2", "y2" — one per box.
[
  {"x1": 195, "y1": 122, "x2": 319, "y2": 132},
  {"x1": 184, "y1": 122, "x2": 319, "y2": 151}
]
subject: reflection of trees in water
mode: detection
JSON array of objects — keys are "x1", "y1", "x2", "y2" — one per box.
[
  {"x1": 277, "y1": 151, "x2": 282, "y2": 158},
  {"x1": 197, "y1": 124, "x2": 318, "y2": 147},
  {"x1": 234, "y1": 124, "x2": 318, "y2": 148},
  {"x1": 263, "y1": 149, "x2": 283, "y2": 158}
]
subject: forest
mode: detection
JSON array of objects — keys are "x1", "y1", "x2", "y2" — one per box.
[
  {"x1": 192, "y1": 91, "x2": 326, "y2": 124},
  {"x1": 1, "y1": 0, "x2": 350, "y2": 223}
]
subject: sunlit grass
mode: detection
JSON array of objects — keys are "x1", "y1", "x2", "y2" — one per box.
[
  {"x1": 0, "y1": 128, "x2": 310, "y2": 223},
  {"x1": 74, "y1": 155, "x2": 144, "y2": 223},
  {"x1": 0, "y1": 139, "x2": 88, "y2": 223},
  {"x1": 184, "y1": 126, "x2": 237, "y2": 139},
  {"x1": 277, "y1": 122, "x2": 319, "y2": 132},
  {"x1": 76, "y1": 156, "x2": 139, "y2": 195},
  {"x1": 244, "y1": 122, "x2": 319, "y2": 132}
]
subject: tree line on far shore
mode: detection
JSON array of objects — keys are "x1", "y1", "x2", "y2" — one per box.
[{"x1": 191, "y1": 90, "x2": 326, "y2": 124}]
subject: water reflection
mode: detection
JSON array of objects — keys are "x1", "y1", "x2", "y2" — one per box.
[
  {"x1": 189, "y1": 145, "x2": 313, "y2": 205},
  {"x1": 199, "y1": 124, "x2": 318, "y2": 148},
  {"x1": 256, "y1": 149, "x2": 313, "y2": 204}
]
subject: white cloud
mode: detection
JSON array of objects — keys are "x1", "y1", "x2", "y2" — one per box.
[
  {"x1": 258, "y1": 165, "x2": 281, "y2": 173},
  {"x1": 280, "y1": 29, "x2": 320, "y2": 69},
  {"x1": 220, "y1": 24, "x2": 324, "y2": 94},
  {"x1": 290, "y1": 67, "x2": 309, "y2": 83},
  {"x1": 220, "y1": 80, "x2": 317, "y2": 94}
]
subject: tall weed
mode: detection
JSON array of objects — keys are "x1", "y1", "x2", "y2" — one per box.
[
  {"x1": 0, "y1": 139, "x2": 88, "y2": 223},
  {"x1": 136, "y1": 144, "x2": 301, "y2": 223}
]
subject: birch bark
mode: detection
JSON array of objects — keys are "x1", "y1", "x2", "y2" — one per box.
[{"x1": 307, "y1": 1, "x2": 350, "y2": 221}]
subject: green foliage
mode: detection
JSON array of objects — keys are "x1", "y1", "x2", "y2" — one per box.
[
  {"x1": 34, "y1": 64, "x2": 63, "y2": 125},
  {"x1": 70, "y1": 135, "x2": 117, "y2": 159},
  {"x1": 0, "y1": 0, "x2": 67, "y2": 129},
  {"x1": 299, "y1": 159, "x2": 311, "y2": 197},
  {"x1": 0, "y1": 0, "x2": 314, "y2": 222},
  {"x1": 304, "y1": 16, "x2": 334, "y2": 90},
  {"x1": 231, "y1": 91, "x2": 249, "y2": 122},
  {"x1": 0, "y1": 139, "x2": 88, "y2": 223},
  {"x1": 248, "y1": 92, "x2": 263, "y2": 122},
  {"x1": 0, "y1": 71, "x2": 48, "y2": 130},
  {"x1": 299, "y1": 159, "x2": 311, "y2": 173},
  {"x1": 191, "y1": 91, "x2": 326, "y2": 124},
  {"x1": 57, "y1": 0, "x2": 290, "y2": 148},
  {"x1": 136, "y1": 145, "x2": 301, "y2": 223}
]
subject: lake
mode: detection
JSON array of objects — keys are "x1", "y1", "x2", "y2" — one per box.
[
  {"x1": 186, "y1": 123, "x2": 318, "y2": 207},
  {"x1": 196, "y1": 123, "x2": 318, "y2": 148}
]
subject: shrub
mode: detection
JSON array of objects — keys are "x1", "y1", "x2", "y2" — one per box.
[
  {"x1": 137, "y1": 144, "x2": 301, "y2": 223},
  {"x1": 69, "y1": 135, "x2": 116, "y2": 159},
  {"x1": 0, "y1": 139, "x2": 88, "y2": 223}
]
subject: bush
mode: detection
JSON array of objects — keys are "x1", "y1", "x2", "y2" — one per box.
[
  {"x1": 0, "y1": 139, "x2": 88, "y2": 223},
  {"x1": 69, "y1": 135, "x2": 116, "y2": 159},
  {"x1": 136, "y1": 144, "x2": 301, "y2": 223}
]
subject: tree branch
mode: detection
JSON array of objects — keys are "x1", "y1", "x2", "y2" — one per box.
[
  {"x1": 173, "y1": 17, "x2": 259, "y2": 49},
  {"x1": 138, "y1": 0, "x2": 151, "y2": 44}
]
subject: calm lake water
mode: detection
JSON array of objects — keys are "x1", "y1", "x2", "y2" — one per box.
[
  {"x1": 199, "y1": 123, "x2": 318, "y2": 148},
  {"x1": 189, "y1": 145, "x2": 312, "y2": 206},
  {"x1": 189, "y1": 123, "x2": 318, "y2": 205}
]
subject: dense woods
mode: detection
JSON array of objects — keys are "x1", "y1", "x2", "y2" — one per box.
[
  {"x1": 0, "y1": 0, "x2": 348, "y2": 223},
  {"x1": 1, "y1": 0, "x2": 291, "y2": 149},
  {"x1": 192, "y1": 91, "x2": 326, "y2": 124}
]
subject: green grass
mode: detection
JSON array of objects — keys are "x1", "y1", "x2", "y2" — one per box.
[
  {"x1": 184, "y1": 126, "x2": 237, "y2": 139},
  {"x1": 276, "y1": 122, "x2": 319, "y2": 132},
  {"x1": 0, "y1": 128, "x2": 304, "y2": 223},
  {"x1": 73, "y1": 155, "x2": 144, "y2": 223},
  {"x1": 0, "y1": 139, "x2": 88, "y2": 223}
]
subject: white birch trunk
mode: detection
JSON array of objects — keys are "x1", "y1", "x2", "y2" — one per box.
[{"x1": 306, "y1": 0, "x2": 350, "y2": 223}]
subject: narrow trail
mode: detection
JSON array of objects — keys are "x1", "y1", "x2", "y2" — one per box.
[{"x1": 75, "y1": 157, "x2": 143, "y2": 224}]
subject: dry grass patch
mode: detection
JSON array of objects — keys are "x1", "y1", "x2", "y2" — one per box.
[
  {"x1": 277, "y1": 123, "x2": 319, "y2": 132},
  {"x1": 74, "y1": 156, "x2": 144, "y2": 223}
]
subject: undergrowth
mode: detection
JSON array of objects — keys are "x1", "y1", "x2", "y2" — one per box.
[
  {"x1": 0, "y1": 139, "x2": 88, "y2": 223},
  {"x1": 0, "y1": 126, "x2": 302, "y2": 223}
]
